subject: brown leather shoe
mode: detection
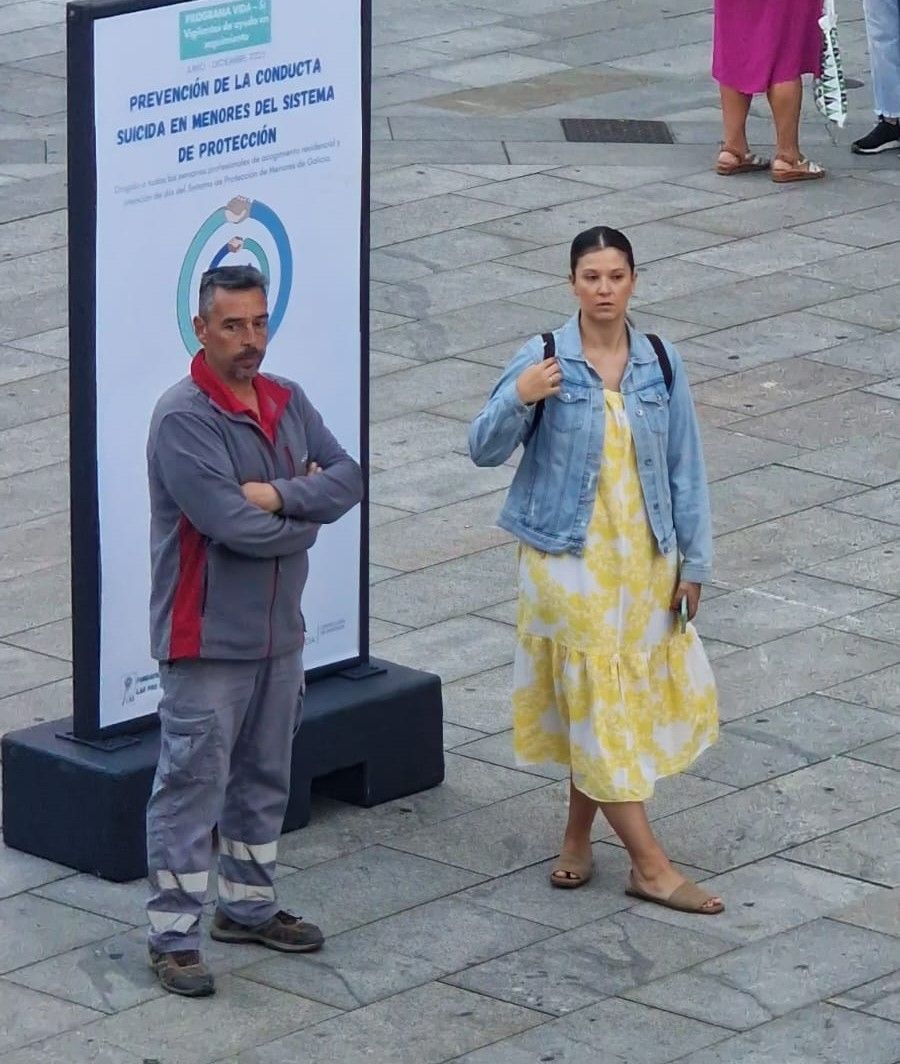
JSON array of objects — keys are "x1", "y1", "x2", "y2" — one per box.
[
  {"x1": 210, "y1": 909, "x2": 324, "y2": 953},
  {"x1": 148, "y1": 948, "x2": 215, "y2": 997}
]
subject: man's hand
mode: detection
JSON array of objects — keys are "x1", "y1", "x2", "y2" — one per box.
[
  {"x1": 671, "y1": 580, "x2": 702, "y2": 621},
  {"x1": 242, "y1": 481, "x2": 283, "y2": 513},
  {"x1": 306, "y1": 461, "x2": 323, "y2": 476}
]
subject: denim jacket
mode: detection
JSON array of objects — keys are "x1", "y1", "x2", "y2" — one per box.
[{"x1": 468, "y1": 314, "x2": 713, "y2": 584}]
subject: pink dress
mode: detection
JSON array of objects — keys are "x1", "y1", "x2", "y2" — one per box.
[{"x1": 713, "y1": 0, "x2": 823, "y2": 94}]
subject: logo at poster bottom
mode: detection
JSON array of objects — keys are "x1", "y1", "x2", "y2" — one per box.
[{"x1": 177, "y1": 194, "x2": 293, "y2": 354}]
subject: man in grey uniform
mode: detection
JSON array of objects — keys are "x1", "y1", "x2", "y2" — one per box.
[{"x1": 145, "y1": 265, "x2": 363, "y2": 996}]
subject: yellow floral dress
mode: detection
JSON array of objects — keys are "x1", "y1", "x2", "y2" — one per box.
[{"x1": 513, "y1": 389, "x2": 718, "y2": 802}]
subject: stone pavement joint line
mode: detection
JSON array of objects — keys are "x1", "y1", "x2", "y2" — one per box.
[{"x1": 0, "y1": 0, "x2": 897, "y2": 1060}]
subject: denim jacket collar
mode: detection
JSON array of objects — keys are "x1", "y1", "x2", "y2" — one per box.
[{"x1": 556, "y1": 313, "x2": 660, "y2": 368}]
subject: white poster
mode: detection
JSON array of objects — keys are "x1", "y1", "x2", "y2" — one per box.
[{"x1": 91, "y1": 0, "x2": 364, "y2": 728}]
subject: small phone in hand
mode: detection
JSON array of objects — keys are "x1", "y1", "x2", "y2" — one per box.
[{"x1": 679, "y1": 596, "x2": 689, "y2": 634}]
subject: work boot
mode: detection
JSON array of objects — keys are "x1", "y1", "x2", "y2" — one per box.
[
  {"x1": 210, "y1": 909, "x2": 324, "y2": 953},
  {"x1": 149, "y1": 947, "x2": 215, "y2": 997}
]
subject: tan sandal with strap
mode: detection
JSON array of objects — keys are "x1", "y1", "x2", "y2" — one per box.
[
  {"x1": 625, "y1": 872, "x2": 725, "y2": 914},
  {"x1": 771, "y1": 155, "x2": 826, "y2": 183},
  {"x1": 550, "y1": 850, "x2": 594, "y2": 890},
  {"x1": 715, "y1": 146, "x2": 771, "y2": 176}
]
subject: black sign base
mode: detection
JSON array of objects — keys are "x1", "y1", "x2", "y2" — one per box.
[{"x1": 1, "y1": 659, "x2": 443, "y2": 883}]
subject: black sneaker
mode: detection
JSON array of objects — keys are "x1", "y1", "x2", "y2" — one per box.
[
  {"x1": 852, "y1": 118, "x2": 900, "y2": 154},
  {"x1": 148, "y1": 947, "x2": 215, "y2": 997}
]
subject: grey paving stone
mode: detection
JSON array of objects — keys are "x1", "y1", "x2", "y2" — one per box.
[
  {"x1": 0, "y1": 981, "x2": 100, "y2": 1056},
  {"x1": 0, "y1": 893, "x2": 126, "y2": 975},
  {"x1": 239, "y1": 982, "x2": 543, "y2": 1064},
  {"x1": 7, "y1": 325, "x2": 67, "y2": 358},
  {"x1": 0, "y1": 138, "x2": 44, "y2": 164},
  {"x1": 426, "y1": 52, "x2": 569, "y2": 88},
  {"x1": 458, "y1": 995, "x2": 729, "y2": 1063},
  {"x1": 849, "y1": 734, "x2": 900, "y2": 772},
  {"x1": 386, "y1": 227, "x2": 539, "y2": 273},
  {"x1": 713, "y1": 508, "x2": 900, "y2": 589},
  {"x1": 461, "y1": 840, "x2": 702, "y2": 932},
  {"x1": 369, "y1": 349, "x2": 419, "y2": 376},
  {"x1": 0, "y1": 838, "x2": 69, "y2": 900},
  {"x1": 628, "y1": 856, "x2": 888, "y2": 945},
  {"x1": 804, "y1": 327, "x2": 900, "y2": 378},
  {"x1": 372, "y1": 139, "x2": 510, "y2": 167},
  {"x1": 374, "y1": 4, "x2": 504, "y2": 47},
  {"x1": 0, "y1": 345, "x2": 62, "y2": 385},
  {"x1": 0, "y1": 510, "x2": 68, "y2": 581},
  {"x1": 641, "y1": 274, "x2": 855, "y2": 332},
  {"x1": 630, "y1": 258, "x2": 739, "y2": 307},
  {"x1": 443, "y1": 720, "x2": 484, "y2": 748},
  {"x1": 459, "y1": 172, "x2": 612, "y2": 210},
  {"x1": 372, "y1": 300, "x2": 550, "y2": 362},
  {"x1": 0, "y1": 462, "x2": 67, "y2": 537},
  {"x1": 371, "y1": 262, "x2": 550, "y2": 318},
  {"x1": 0, "y1": 64, "x2": 63, "y2": 118},
  {"x1": 476, "y1": 597, "x2": 517, "y2": 625},
  {"x1": 650, "y1": 759, "x2": 900, "y2": 873},
  {"x1": 442, "y1": 662, "x2": 514, "y2": 732},
  {"x1": 0, "y1": 209, "x2": 66, "y2": 266},
  {"x1": 372, "y1": 71, "x2": 470, "y2": 109},
  {"x1": 4, "y1": 927, "x2": 167, "y2": 1015},
  {"x1": 783, "y1": 810, "x2": 900, "y2": 886},
  {"x1": 370, "y1": 306, "x2": 413, "y2": 332},
  {"x1": 681, "y1": 231, "x2": 849, "y2": 277},
  {"x1": 695, "y1": 573, "x2": 890, "y2": 648},
  {"x1": 371, "y1": 490, "x2": 512, "y2": 570},
  {"x1": 85, "y1": 975, "x2": 335, "y2": 1064},
  {"x1": 14, "y1": 51, "x2": 66, "y2": 79},
  {"x1": 368, "y1": 501, "x2": 411, "y2": 527},
  {"x1": 371, "y1": 450, "x2": 514, "y2": 512},
  {"x1": 782, "y1": 433, "x2": 900, "y2": 488},
  {"x1": 446, "y1": 910, "x2": 731, "y2": 1015},
  {"x1": 372, "y1": 543, "x2": 515, "y2": 626},
  {"x1": 829, "y1": 598, "x2": 900, "y2": 644},
  {"x1": 832, "y1": 971, "x2": 900, "y2": 1024},
  {"x1": 33, "y1": 873, "x2": 149, "y2": 927},
  {"x1": 369, "y1": 357, "x2": 500, "y2": 420},
  {"x1": 793, "y1": 242, "x2": 900, "y2": 292},
  {"x1": 371, "y1": 193, "x2": 518, "y2": 247},
  {"x1": 0, "y1": 640, "x2": 68, "y2": 699},
  {"x1": 370, "y1": 410, "x2": 468, "y2": 470},
  {"x1": 832, "y1": 888, "x2": 900, "y2": 937},
  {"x1": 685, "y1": 311, "x2": 877, "y2": 371},
  {"x1": 415, "y1": 24, "x2": 545, "y2": 58},
  {"x1": 714, "y1": 627, "x2": 900, "y2": 723},
  {"x1": 805, "y1": 540, "x2": 900, "y2": 595},
  {"x1": 695, "y1": 357, "x2": 879, "y2": 418},
  {"x1": 370, "y1": 562, "x2": 400, "y2": 584},
  {"x1": 730, "y1": 391, "x2": 899, "y2": 450},
  {"x1": 455, "y1": 728, "x2": 569, "y2": 780},
  {"x1": 370, "y1": 163, "x2": 485, "y2": 206},
  {"x1": 814, "y1": 283, "x2": 900, "y2": 331},
  {"x1": 711, "y1": 466, "x2": 860, "y2": 536},
  {"x1": 687, "y1": 731, "x2": 813, "y2": 788},
  {"x1": 0, "y1": 23, "x2": 64, "y2": 66},
  {"x1": 866, "y1": 376, "x2": 900, "y2": 400},
  {"x1": 671, "y1": 178, "x2": 898, "y2": 238},
  {"x1": 792, "y1": 202, "x2": 900, "y2": 250},
  {"x1": 826, "y1": 663, "x2": 900, "y2": 714},
  {"x1": 829, "y1": 482, "x2": 900, "y2": 525},
  {"x1": 665, "y1": 1002, "x2": 900, "y2": 1064},
  {"x1": 477, "y1": 185, "x2": 732, "y2": 247},
  {"x1": 0, "y1": 369, "x2": 66, "y2": 431},
  {"x1": 257, "y1": 845, "x2": 485, "y2": 939},
  {"x1": 367, "y1": 615, "x2": 514, "y2": 683},
  {"x1": 626, "y1": 919, "x2": 900, "y2": 1031},
  {"x1": 0, "y1": 675, "x2": 69, "y2": 739}
]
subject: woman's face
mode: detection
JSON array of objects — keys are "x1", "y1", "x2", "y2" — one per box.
[{"x1": 570, "y1": 248, "x2": 636, "y2": 325}]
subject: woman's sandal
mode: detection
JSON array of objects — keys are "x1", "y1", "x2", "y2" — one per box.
[
  {"x1": 715, "y1": 146, "x2": 770, "y2": 176},
  {"x1": 771, "y1": 155, "x2": 826, "y2": 183},
  {"x1": 625, "y1": 872, "x2": 725, "y2": 914},
  {"x1": 550, "y1": 851, "x2": 594, "y2": 890}
]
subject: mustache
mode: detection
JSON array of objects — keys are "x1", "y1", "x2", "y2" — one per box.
[{"x1": 237, "y1": 348, "x2": 262, "y2": 359}]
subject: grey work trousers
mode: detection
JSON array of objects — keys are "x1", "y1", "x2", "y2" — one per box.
[{"x1": 146, "y1": 652, "x2": 303, "y2": 952}]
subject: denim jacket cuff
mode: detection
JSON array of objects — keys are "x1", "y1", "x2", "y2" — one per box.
[{"x1": 679, "y1": 563, "x2": 711, "y2": 584}]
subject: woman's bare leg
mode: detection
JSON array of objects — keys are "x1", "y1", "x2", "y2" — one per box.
[
  {"x1": 599, "y1": 799, "x2": 723, "y2": 913},
  {"x1": 767, "y1": 77, "x2": 803, "y2": 161},
  {"x1": 719, "y1": 84, "x2": 753, "y2": 157},
  {"x1": 551, "y1": 780, "x2": 597, "y2": 883}
]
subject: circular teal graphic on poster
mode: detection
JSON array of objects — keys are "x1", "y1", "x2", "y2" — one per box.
[{"x1": 177, "y1": 195, "x2": 293, "y2": 353}]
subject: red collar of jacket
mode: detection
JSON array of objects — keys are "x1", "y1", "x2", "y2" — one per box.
[{"x1": 191, "y1": 351, "x2": 291, "y2": 443}]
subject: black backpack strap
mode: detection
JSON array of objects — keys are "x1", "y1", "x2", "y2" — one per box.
[
  {"x1": 524, "y1": 332, "x2": 556, "y2": 442},
  {"x1": 647, "y1": 333, "x2": 673, "y2": 393}
]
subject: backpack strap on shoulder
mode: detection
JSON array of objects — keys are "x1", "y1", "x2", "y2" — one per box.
[
  {"x1": 646, "y1": 333, "x2": 673, "y2": 393},
  {"x1": 524, "y1": 332, "x2": 556, "y2": 443}
]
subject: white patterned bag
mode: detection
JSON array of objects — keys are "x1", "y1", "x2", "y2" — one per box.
[{"x1": 814, "y1": 0, "x2": 848, "y2": 133}]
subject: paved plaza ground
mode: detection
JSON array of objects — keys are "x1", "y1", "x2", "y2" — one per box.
[{"x1": 0, "y1": 0, "x2": 898, "y2": 1060}]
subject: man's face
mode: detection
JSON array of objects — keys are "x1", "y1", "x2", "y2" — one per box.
[{"x1": 194, "y1": 285, "x2": 269, "y2": 384}]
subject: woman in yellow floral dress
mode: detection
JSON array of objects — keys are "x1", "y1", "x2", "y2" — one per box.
[{"x1": 469, "y1": 226, "x2": 722, "y2": 914}]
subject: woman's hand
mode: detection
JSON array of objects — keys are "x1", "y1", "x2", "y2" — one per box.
[
  {"x1": 672, "y1": 580, "x2": 702, "y2": 621},
  {"x1": 516, "y1": 357, "x2": 563, "y2": 405}
]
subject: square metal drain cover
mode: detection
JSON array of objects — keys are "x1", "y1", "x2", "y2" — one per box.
[{"x1": 561, "y1": 119, "x2": 674, "y2": 144}]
